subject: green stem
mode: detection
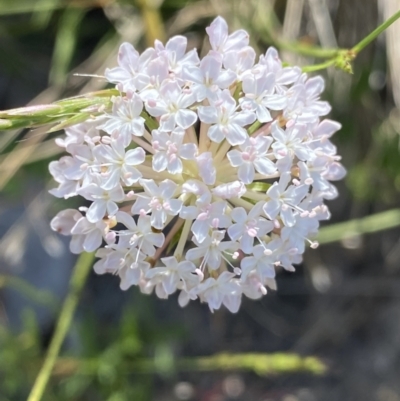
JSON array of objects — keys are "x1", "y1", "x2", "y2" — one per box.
[
  {"x1": 27, "y1": 251, "x2": 95, "y2": 401},
  {"x1": 352, "y1": 9, "x2": 400, "y2": 54},
  {"x1": 317, "y1": 209, "x2": 400, "y2": 245},
  {"x1": 302, "y1": 59, "x2": 336, "y2": 73},
  {"x1": 248, "y1": 121, "x2": 262, "y2": 135}
]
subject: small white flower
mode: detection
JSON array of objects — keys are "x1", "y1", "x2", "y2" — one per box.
[
  {"x1": 186, "y1": 230, "x2": 238, "y2": 270},
  {"x1": 98, "y1": 94, "x2": 145, "y2": 146},
  {"x1": 198, "y1": 89, "x2": 256, "y2": 145},
  {"x1": 227, "y1": 136, "x2": 277, "y2": 183},
  {"x1": 145, "y1": 80, "x2": 197, "y2": 131},
  {"x1": 132, "y1": 179, "x2": 182, "y2": 229},
  {"x1": 152, "y1": 128, "x2": 197, "y2": 174},
  {"x1": 93, "y1": 135, "x2": 145, "y2": 190}
]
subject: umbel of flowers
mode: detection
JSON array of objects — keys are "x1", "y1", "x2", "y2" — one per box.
[{"x1": 50, "y1": 16, "x2": 345, "y2": 312}]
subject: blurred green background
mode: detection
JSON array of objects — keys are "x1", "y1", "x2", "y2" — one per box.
[{"x1": 1, "y1": 0, "x2": 400, "y2": 400}]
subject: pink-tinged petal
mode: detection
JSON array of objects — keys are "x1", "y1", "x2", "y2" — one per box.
[
  {"x1": 109, "y1": 185, "x2": 125, "y2": 202},
  {"x1": 242, "y1": 74, "x2": 258, "y2": 94},
  {"x1": 196, "y1": 152, "x2": 216, "y2": 185},
  {"x1": 93, "y1": 144, "x2": 115, "y2": 163},
  {"x1": 132, "y1": 197, "x2": 151, "y2": 215},
  {"x1": 240, "y1": 234, "x2": 254, "y2": 254},
  {"x1": 178, "y1": 91, "x2": 196, "y2": 108},
  {"x1": 153, "y1": 152, "x2": 168, "y2": 172},
  {"x1": 212, "y1": 181, "x2": 246, "y2": 199},
  {"x1": 83, "y1": 230, "x2": 102, "y2": 252},
  {"x1": 186, "y1": 245, "x2": 207, "y2": 261},
  {"x1": 180, "y1": 48, "x2": 200, "y2": 66},
  {"x1": 207, "y1": 250, "x2": 222, "y2": 270},
  {"x1": 170, "y1": 129, "x2": 185, "y2": 145},
  {"x1": 122, "y1": 166, "x2": 142, "y2": 185},
  {"x1": 240, "y1": 255, "x2": 257, "y2": 272},
  {"x1": 226, "y1": 124, "x2": 247, "y2": 146},
  {"x1": 175, "y1": 109, "x2": 197, "y2": 129},
  {"x1": 191, "y1": 220, "x2": 210, "y2": 243},
  {"x1": 70, "y1": 236, "x2": 84, "y2": 254},
  {"x1": 178, "y1": 290, "x2": 191, "y2": 307},
  {"x1": 266, "y1": 182, "x2": 280, "y2": 199},
  {"x1": 125, "y1": 147, "x2": 145, "y2": 165},
  {"x1": 147, "y1": 232, "x2": 165, "y2": 248},
  {"x1": 120, "y1": 267, "x2": 141, "y2": 290},
  {"x1": 106, "y1": 200, "x2": 119, "y2": 217},
  {"x1": 227, "y1": 222, "x2": 244, "y2": 241},
  {"x1": 219, "y1": 89, "x2": 237, "y2": 112},
  {"x1": 159, "y1": 179, "x2": 178, "y2": 198},
  {"x1": 159, "y1": 114, "x2": 176, "y2": 132},
  {"x1": 183, "y1": 66, "x2": 204, "y2": 84},
  {"x1": 116, "y1": 211, "x2": 137, "y2": 230},
  {"x1": 161, "y1": 80, "x2": 182, "y2": 101},
  {"x1": 314, "y1": 119, "x2": 341, "y2": 137},
  {"x1": 278, "y1": 171, "x2": 292, "y2": 191},
  {"x1": 262, "y1": 94, "x2": 287, "y2": 110},
  {"x1": 179, "y1": 143, "x2": 197, "y2": 159},
  {"x1": 101, "y1": 169, "x2": 122, "y2": 191},
  {"x1": 151, "y1": 210, "x2": 166, "y2": 229},
  {"x1": 271, "y1": 122, "x2": 286, "y2": 142},
  {"x1": 167, "y1": 199, "x2": 183, "y2": 215},
  {"x1": 162, "y1": 273, "x2": 179, "y2": 295},
  {"x1": 231, "y1": 207, "x2": 247, "y2": 223},
  {"x1": 224, "y1": 29, "x2": 249, "y2": 52},
  {"x1": 207, "y1": 125, "x2": 224, "y2": 143},
  {"x1": 256, "y1": 105, "x2": 272, "y2": 123},
  {"x1": 140, "y1": 179, "x2": 159, "y2": 196},
  {"x1": 223, "y1": 293, "x2": 241, "y2": 313},
  {"x1": 206, "y1": 16, "x2": 228, "y2": 51},
  {"x1": 86, "y1": 200, "x2": 107, "y2": 223},
  {"x1": 145, "y1": 100, "x2": 168, "y2": 117},
  {"x1": 155, "y1": 284, "x2": 168, "y2": 299},
  {"x1": 206, "y1": 286, "x2": 224, "y2": 312},
  {"x1": 237, "y1": 162, "x2": 254, "y2": 184},
  {"x1": 118, "y1": 42, "x2": 139, "y2": 71},
  {"x1": 51, "y1": 209, "x2": 82, "y2": 235},
  {"x1": 198, "y1": 106, "x2": 218, "y2": 124},
  {"x1": 254, "y1": 158, "x2": 276, "y2": 176},
  {"x1": 231, "y1": 110, "x2": 256, "y2": 126},
  {"x1": 306, "y1": 76, "x2": 325, "y2": 96},
  {"x1": 105, "y1": 67, "x2": 131, "y2": 85},
  {"x1": 309, "y1": 101, "x2": 331, "y2": 115},
  {"x1": 263, "y1": 199, "x2": 281, "y2": 219},
  {"x1": 200, "y1": 55, "x2": 222, "y2": 81},
  {"x1": 325, "y1": 162, "x2": 346, "y2": 181},
  {"x1": 278, "y1": 67, "x2": 301, "y2": 84},
  {"x1": 227, "y1": 149, "x2": 243, "y2": 167},
  {"x1": 280, "y1": 208, "x2": 296, "y2": 227},
  {"x1": 167, "y1": 157, "x2": 183, "y2": 174},
  {"x1": 165, "y1": 35, "x2": 187, "y2": 59}
]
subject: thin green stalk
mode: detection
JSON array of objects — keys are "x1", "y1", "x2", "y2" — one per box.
[
  {"x1": 248, "y1": 121, "x2": 262, "y2": 135},
  {"x1": 352, "y1": 9, "x2": 400, "y2": 54},
  {"x1": 27, "y1": 251, "x2": 95, "y2": 401},
  {"x1": 317, "y1": 209, "x2": 400, "y2": 245},
  {"x1": 302, "y1": 59, "x2": 336, "y2": 73}
]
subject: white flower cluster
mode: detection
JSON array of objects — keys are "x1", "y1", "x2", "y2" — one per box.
[{"x1": 50, "y1": 17, "x2": 345, "y2": 312}]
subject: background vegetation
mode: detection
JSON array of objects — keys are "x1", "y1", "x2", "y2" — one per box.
[{"x1": 1, "y1": 0, "x2": 400, "y2": 400}]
